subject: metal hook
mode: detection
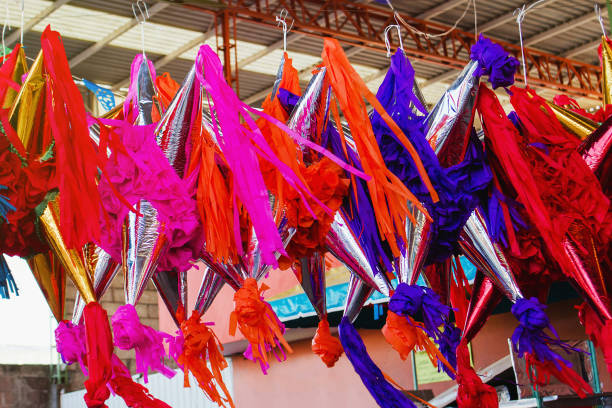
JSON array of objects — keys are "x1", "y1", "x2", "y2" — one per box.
[
  {"x1": 132, "y1": 0, "x2": 149, "y2": 59},
  {"x1": 595, "y1": 4, "x2": 608, "y2": 38},
  {"x1": 275, "y1": 8, "x2": 293, "y2": 52},
  {"x1": 383, "y1": 25, "x2": 403, "y2": 57}
]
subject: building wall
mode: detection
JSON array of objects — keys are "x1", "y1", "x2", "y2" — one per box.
[
  {"x1": 61, "y1": 275, "x2": 160, "y2": 393},
  {"x1": 0, "y1": 365, "x2": 52, "y2": 408}
]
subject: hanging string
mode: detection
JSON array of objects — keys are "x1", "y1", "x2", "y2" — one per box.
[
  {"x1": 383, "y1": 24, "x2": 403, "y2": 57},
  {"x1": 2, "y1": 0, "x2": 9, "y2": 60},
  {"x1": 595, "y1": 4, "x2": 608, "y2": 38},
  {"x1": 18, "y1": 0, "x2": 22, "y2": 45},
  {"x1": 132, "y1": 0, "x2": 148, "y2": 60},
  {"x1": 514, "y1": 0, "x2": 548, "y2": 86},
  {"x1": 275, "y1": 8, "x2": 293, "y2": 52},
  {"x1": 383, "y1": 0, "x2": 475, "y2": 39}
]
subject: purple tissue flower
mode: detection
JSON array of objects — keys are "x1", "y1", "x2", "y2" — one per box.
[{"x1": 471, "y1": 34, "x2": 520, "y2": 89}]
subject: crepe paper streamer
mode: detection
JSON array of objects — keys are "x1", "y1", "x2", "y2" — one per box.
[
  {"x1": 123, "y1": 54, "x2": 157, "y2": 124},
  {"x1": 111, "y1": 304, "x2": 175, "y2": 383},
  {"x1": 176, "y1": 310, "x2": 235, "y2": 408},
  {"x1": 195, "y1": 45, "x2": 363, "y2": 266},
  {"x1": 108, "y1": 355, "x2": 171, "y2": 408},
  {"x1": 40, "y1": 26, "x2": 105, "y2": 250},
  {"x1": 339, "y1": 317, "x2": 418, "y2": 408},
  {"x1": 437, "y1": 322, "x2": 462, "y2": 377},
  {"x1": 525, "y1": 352, "x2": 592, "y2": 399},
  {"x1": 55, "y1": 320, "x2": 87, "y2": 373},
  {"x1": 322, "y1": 38, "x2": 439, "y2": 258},
  {"x1": 577, "y1": 302, "x2": 612, "y2": 378},
  {"x1": 456, "y1": 340, "x2": 499, "y2": 408},
  {"x1": 229, "y1": 278, "x2": 292, "y2": 373},
  {"x1": 93, "y1": 117, "x2": 200, "y2": 272},
  {"x1": 470, "y1": 34, "x2": 520, "y2": 89},
  {"x1": 0, "y1": 255, "x2": 17, "y2": 299},
  {"x1": 0, "y1": 185, "x2": 15, "y2": 222},
  {"x1": 510, "y1": 297, "x2": 592, "y2": 396},
  {"x1": 83, "y1": 79, "x2": 115, "y2": 112},
  {"x1": 312, "y1": 318, "x2": 343, "y2": 368},
  {"x1": 154, "y1": 72, "x2": 180, "y2": 112},
  {"x1": 83, "y1": 302, "x2": 113, "y2": 407}
]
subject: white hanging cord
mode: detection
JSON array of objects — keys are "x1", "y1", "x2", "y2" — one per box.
[
  {"x1": 132, "y1": 0, "x2": 149, "y2": 59},
  {"x1": 2, "y1": 0, "x2": 9, "y2": 60},
  {"x1": 275, "y1": 8, "x2": 293, "y2": 52},
  {"x1": 514, "y1": 0, "x2": 548, "y2": 86},
  {"x1": 595, "y1": 4, "x2": 608, "y2": 38},
  {"x1": 384, "y1": 25, "x2": 403, "y2": 57},
  {"x1": 384, "y1": 0, "x2": 474, "y2": 39},
  {"x1": 473, "y1": 0, "x2": 478, "y2": 37},
  {"x1": 18, "y1": 0, "x2": 23, "y2": 45}
]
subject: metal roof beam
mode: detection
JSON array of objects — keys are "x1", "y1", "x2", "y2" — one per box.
[
  {"x1": 112, "y1": 28, "x2": 215, "y2": 90},
  {"x1": 417, "y1": 0, "x2": 467, "y2": 20},
  {"x1": 478, "y1": 0, "x2": 562, "y2": 33},
  {"x1": 6, "y1": 0, "x2": 71, "y2": 45},
  {"x1": 563, "y1": 38, "x2": 601, "y2": 59},
  {"x1": 524, "y1": 12, "x2": 596, "y2": 46},
  {"x1": 69, "y1": 2, "x2": 170, "y2": 68}
]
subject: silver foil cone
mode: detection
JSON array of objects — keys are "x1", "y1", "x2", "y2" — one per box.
[
  {"x1": 152, "y1": 269, "x2": 188, "y2": 328},
  {"x1": 326, "y1": 212, "x2": 392, "y2": 296},
  {"x1": 343, "y1": 274, "x2": 375, "y2": 324},
  {"x1": 425, "y1": 60, "x2": 480, "y2": 167},
  {"x1": 72, "y1": 245, "x2": 119, "y2": 324},
  {"x1": 294, "y1": 252, "x2": 327, "y2": 320},
  {"x1": 269, "y1": 54, "x2": 285, "y2": 102},
  {"x1": 194, "y1": 265, "x2": 226, "y2": 317},
  {"x1": 200, "y1": 251, "x2": 245, "y2": 292},
  {"x1": 459, "y1": 208, "x2": 523, "y2": 303},
  {"x1": 399, "y1": 207, "x2": 431, "y2": 286}
]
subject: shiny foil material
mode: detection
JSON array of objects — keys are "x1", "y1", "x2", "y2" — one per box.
[
  {"x1": 459, "y1": 209, "x2": 523, "y2": 303},
  {"x1": 3, "y1": 46, "x2": 28, "y2": 109},
  {"x1": 294, "y1": 252, "x2": 327, "y2": 320},
  {"x1": 28, "y1": 252, "x2": 65, "y2": 322},
  {"x1": 343, "y1": 274, "x2": 374, "y2": 324},
  {"x1": 72, "y1": 245, "x2": 119, "y2": 324},
  {"x1": 579, "y1": 115, "x2": 612, "y2": 174},
  {"x1": 547, "y1": 102, "x2": 598, "y2": 140},
  {"x1": 287, "y1": 66, "x2": 327, "y2": 153},
  {"x1": 9, "y1": 50, "x2": 45, "y2": 151},
  {"x1": 247, "y1": 218, "x2": 295, "y2": 281},
  {"x1": 40, "y1": 199, "x2": 95, "y2": 304},
  {"x1": 200, "y1": 252, "x2": 245, "y2": 291},
  {"x1": 399, "y1": 207, "x2": 430, "y2": 285},
  {"x1": 153, "y1": 269, "x2": 187, "y2": 328},
  {"x1": 425, "y1": 60, "x2": 479, "y2": 167},
  {"x1": 194, "y1": 265, "x2": 225, "y2": 316},
  {"x1": 269, "y1": 54, "x2": 285, "y2": 101},
  {"x1": 462, "y1": 272, "x2": 503, "y2": 343},
  {"x1": 155, "y1": 65, "x2": 196, "y2": 177},
  {"x1": 602, "y1": 36, "x2": 612, "y2": 107},
  {"x1": 326, "y1": 213, "x2": 392, "y2": 297}
]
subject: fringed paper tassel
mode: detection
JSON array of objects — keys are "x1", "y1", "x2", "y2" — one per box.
[
  {"x1": 41, "y1": 26, "x2": 104, "y2": 250},
  {"x1": 229, "y1": 278, "x2": 292, "y2": 373},
  {"x1": 83, "y1": 302, "x2": 113, "y2": 408},
  {"x1": 384, "y1": 283, "x2": 456, "y2": 376},
  {"x1": 577, "y1": 302, "x2": 612, "y2": 378},
  {"x1": 55, "y1": 320, "x2": 87, "y2": 374},
  {"x1": 0, "y1": 255, "x2": 18, "y2": 299},
  {"x1": 339, "y1": 317, "x2": 418, "y2": 408},
  {"x1": 108, "y1": 355, "x2": 171, "y2": 408},
  {"x1": 456, "y1": 340, "x2": 498, "y2": 408},
  {"x1": 511, "y1": 297, "x2": 592, "y2": 397},
  {"x1": 321, "y1": 38, "x2": 437, "y2": 257},
  {"x1": 111, "y1": 304, "x2": 175, "y2": 383},
  {"x1": 312, "y1": 318, "x2": 343, "y2": 368},
  {"x1": 175, "y1": 311, "x2": 234, "y2": 408}
]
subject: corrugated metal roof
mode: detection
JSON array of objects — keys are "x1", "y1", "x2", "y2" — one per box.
[{"x1": 1, "y1": 0, "x2": 605, "y2": 107}]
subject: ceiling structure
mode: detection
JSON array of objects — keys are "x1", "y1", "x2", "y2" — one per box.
[{"x1": 3, "y1": 0, "x2": 608, "y2": 111}]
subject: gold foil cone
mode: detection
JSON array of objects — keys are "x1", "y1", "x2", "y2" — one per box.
[
  {"x1": 602, "y1": 36, "x2": 612, "y2": 107},
  {"x1": 2, "y1": 46, "x2": 28, "y2": 109},
  {"x1": 547, "y1": 102, "x2": 598, "y2": 140},
  {"x1": 28, "y1": 251, "x2": 65, "y2": 322},
  {"x1": 39, "y1": 198, "x2": 96, "y2": 304},
  {"x1": 9, "y1": 50, "x2": 46, "y2": 152}
]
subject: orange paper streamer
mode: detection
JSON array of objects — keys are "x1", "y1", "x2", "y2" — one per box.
[
  {"x1": 312, "y1": 318, "x2": 343, "y2": 368},
  {"x1": 229, "y1": 278, "x2": 292, "y2": 371},
  {"x1": 321, "y1": 38, "x2": 437, "y2": 257}
]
